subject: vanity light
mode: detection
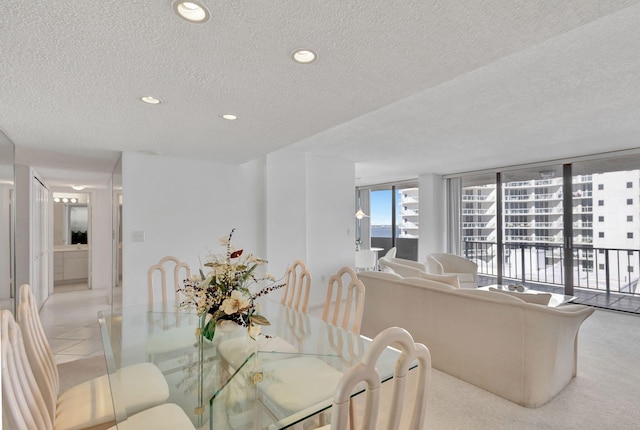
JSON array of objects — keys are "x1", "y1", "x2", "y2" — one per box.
[
  {"x1": 70, "y1": 198, "x2": 78, "y2": 204},
  {"x1": 292, "y1": 49, "x2": 317, "y2": 64},
  {"x1": 54, "y1": 197, "x2": 61, "y2": 203},
  {"x1": 140, "y1": 96, "x2": 162, "y2": 105},
  {"x1": 172, "y1": 1, "x2": 210, "y2": 23},
  {"x1": 62, "y1": 198, "x2": 69, "y2": 203},
  {"x1": 221, "y1": 114, "x2": 238, "y2": 121}
]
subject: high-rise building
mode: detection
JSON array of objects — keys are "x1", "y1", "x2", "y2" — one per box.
[
  {"x1": 398, "y1": 187, "x2": 419, "y2": 238},
  {"x1": 461, "y1": 171, "x2": 640, "y2": 293}
]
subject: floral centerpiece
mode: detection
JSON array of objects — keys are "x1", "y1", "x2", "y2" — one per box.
[{"x1": 179, "y1": 228, "x2": 284, "y2": 341}]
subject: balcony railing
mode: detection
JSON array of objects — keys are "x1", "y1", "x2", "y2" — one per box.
[
  {"x1": 504, "y1": 195, "x2": 530, "y2": 201},
  {"x1": 462, "y1": 195, "x2": 491, "y2": 201},
  {"x1": 504, "y1": 208, "x2": 530, "y2": 214},
  {"x1": 462, "y1": 209, "x2": 492, "y2": 215},
  {"x1": 462, "y1": 240, "x2": 640, "y2": 296}
]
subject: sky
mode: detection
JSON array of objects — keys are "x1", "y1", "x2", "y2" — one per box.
[{"x1": 370, "y1": 189, "x2": 394, "y2": 225}]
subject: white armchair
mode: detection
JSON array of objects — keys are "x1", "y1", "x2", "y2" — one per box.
[
  {"x1": 378, "y1": 256, "x2": 427, "y2": 278},
  {"x1": 426, "y1": 253, "x2": 478, "y2": 289}
]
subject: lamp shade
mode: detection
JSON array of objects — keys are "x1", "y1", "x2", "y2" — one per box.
[{"x1": 355, "y1": 208, "x2": 368, "y2": 219}]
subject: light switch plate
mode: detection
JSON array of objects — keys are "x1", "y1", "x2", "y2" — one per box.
[{"x1": 132, "y1": 230, "x2": 145, "y2": 242}]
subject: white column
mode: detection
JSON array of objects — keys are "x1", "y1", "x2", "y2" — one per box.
[{"x1": 418, "y1": 173, "x2": 445, "y2": 263}]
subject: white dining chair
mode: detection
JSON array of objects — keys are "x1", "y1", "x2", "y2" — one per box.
[
  {"x1": 257, "y1": 325, "x2": 345, "y2": 429},
  {"x1": 316, "y1": 326, "x2": 432, "y2": 430},
  {"x1": 2, "y1": 309, "x2": 197, "y2": 430},
  {"x1": 281, "y1": 259, "x2": 311, "y2": 313},
  {"x1": 321, "y1": 266, "x2": 366, "y2": 427},
  {"x1": 146, "y1": 256, "x2": 199, "y2": 358},
  {"x1": 322, "y1": 266, "x2": 366, "y2": 335},
  {"x1": 259, "y1": 264, "x2": 367, "y2": 430},
  {"x1": 355, "y1": 250, "x2": 377, "y2": 272},
  {"x1": 17, "y1": 284, "x2": 171, "y2": 430},
  {"x1": 148, "y1": 255, "x2": 192, "y2": 306}
]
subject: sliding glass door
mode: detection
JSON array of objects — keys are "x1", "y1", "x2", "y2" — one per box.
[
  {"x1": 453, "y1": 152, "x2": 640, "y2": 302},
  {"x1": 572, "y1": 157, "x2": 640, "y2": 296},
  {"x1": 500, "y1": 165, "x2": 566, "y2": 287}
]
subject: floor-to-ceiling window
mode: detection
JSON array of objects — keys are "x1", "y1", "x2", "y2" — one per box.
[
  {"x1": 501, "y1": 165, "x2": 565, "y2": 287},
  {"x1": 357, "y1": 181, "x2": 419, "y2": 260},
  {"x1": 449, "y1": 151, "x2": 640, "y2": 312}
]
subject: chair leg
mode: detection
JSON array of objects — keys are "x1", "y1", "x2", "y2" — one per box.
[{"x1": 349, "y1": 399, "x2": 355, "y2": 430}]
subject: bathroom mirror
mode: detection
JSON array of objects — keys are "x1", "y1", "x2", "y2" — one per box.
[{"x1": 53, "y1": 193, "x2": 90, "y2": 246}]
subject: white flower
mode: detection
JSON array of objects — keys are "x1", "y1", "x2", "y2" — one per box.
[
  {"x1": 264, "y1": 272, "x2": 275, "y2": 281},
  {"x1": 220, "y1": 290, "x2": 250, "y2": 315},
  {"x1": 248, "y1": 323, "x2": 261, "y2": 339},
  {"x1": 198, "y1": 274, "x2": 214, "y2": 290}
]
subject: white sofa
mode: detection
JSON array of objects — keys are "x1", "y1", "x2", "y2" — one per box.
[
  {"x1": 378, "y1": 256, "x2": 463, "y2": 287},
  {"x1": 358, "y1": 271, "x2": 595, "y2": 407}
]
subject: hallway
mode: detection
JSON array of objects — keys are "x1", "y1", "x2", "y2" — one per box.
[{"x1": 39, "y1": 288, "x2": 111, "y2": 364}]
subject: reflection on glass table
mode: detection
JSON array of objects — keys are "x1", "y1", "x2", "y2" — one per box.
[{"x1": 98, "y1": 299, "x2": 405, "y2": 429}]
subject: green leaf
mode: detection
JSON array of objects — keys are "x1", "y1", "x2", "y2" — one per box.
[
  {"x1": 250, "y1": 314, "x2": 271, "y2": 326},
  {"x1": 201, "y1": 316, "x2": 217, "y2": 341}
]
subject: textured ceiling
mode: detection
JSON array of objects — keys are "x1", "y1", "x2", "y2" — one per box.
[{"x1": 1, "y1": 0, "x2": 640, "y2": 188}]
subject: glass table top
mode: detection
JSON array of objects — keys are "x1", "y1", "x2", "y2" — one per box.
[{"x1": 98, "y1": 299, "x2": 402, "y2": 429}]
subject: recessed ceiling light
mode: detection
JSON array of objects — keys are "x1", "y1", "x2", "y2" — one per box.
[
  {"x1": 72, "y1": 185, "x2": 86, "y2": 191},
  {"x1": 172, "y1": 1, "x2": 210, "y2": 23},
  {"x1": 221, "y1": 114, "x2": 238, "y2": 121},
  {"x1": 140, "y1": 96, "x2": 162, "y2": 105},
  {"x1": 292, "y1": 49, "x2": 317, "y2": 64}
]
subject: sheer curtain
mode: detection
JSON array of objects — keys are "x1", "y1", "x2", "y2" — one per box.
[{"x1": 446, "y1": 178, "x2": 461, "y2": 254}]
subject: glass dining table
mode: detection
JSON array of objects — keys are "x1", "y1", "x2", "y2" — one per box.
[{"x1": 98, "y1": 299, "x2": 403, "y2": 429}]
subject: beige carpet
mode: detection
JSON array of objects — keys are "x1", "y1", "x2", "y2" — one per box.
[{"x1": 349, "y1": 308, "x2": 640, "y2": 429}]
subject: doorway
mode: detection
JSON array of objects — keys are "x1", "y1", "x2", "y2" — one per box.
[{"x1": 53, "y1": 192, "x2": 91, "y2": 293}]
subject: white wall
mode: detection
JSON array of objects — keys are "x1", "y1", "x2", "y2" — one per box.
[
  {"x1": 121, "y1": 150, "x2": 355, "y2": 309},
  {"x1": 305, "y1": 153, "x2": 356, "y2": 308},
  {"x1": 266, "y1": 149, "x2": 355, "y2": 309},
  {"x1": 121, "y1": 152, "x2": 264, "y2": 306},
  {"x1": 265, "y1": 150, "x2": 308, "y2": 277}
]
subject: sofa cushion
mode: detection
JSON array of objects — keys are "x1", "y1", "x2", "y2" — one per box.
[
  {"x1": 452, "y1": 272, "x2": 475, "y2": 284},
  {"x1": 454, "y1": 288, "x2": 525, "y2": 303},
  {"x1": 417, "y1": 271, "x2": 460, "y2": 288},
  {"x1": 488, "y1": 287, "x2": 552, "y2": 305},
  {"x1": 401, "y1": 277, "x2": 456, "y2": 292},
  {"x1": 381, "y1": 265, "x2": 396, "y2": 274}
]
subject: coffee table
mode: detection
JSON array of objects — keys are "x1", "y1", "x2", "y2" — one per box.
[{"x1": 479, "y1": 285, "x2": 576, "y2": 307}]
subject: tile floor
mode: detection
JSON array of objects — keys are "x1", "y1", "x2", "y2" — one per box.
[{"x1": 40, "y1": 286, "x2": 112, "y2": 364}]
